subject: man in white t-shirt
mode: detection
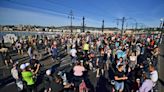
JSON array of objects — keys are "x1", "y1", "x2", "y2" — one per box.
[
  {"x1": 147, "y1": 38, "x2": 150, "y2": 43},
  {"x1": 28, "y1": 46, "x2": 33, "y2": 59},
  {"x1": 149, "y1": 65, "x2": 158, "y2": 86},
  {"x1": 70, "y1": 46, "x2": 77, "y2": 63}
]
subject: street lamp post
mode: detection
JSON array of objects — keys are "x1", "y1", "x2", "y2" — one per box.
[
  {"x1": 121, "y1": 17, "x2": 125, "y2": 37},
  {"x1": 82, "y1": 16, "x2": 85, "y2": 33},
  {"x1": 102, "y1": 20, "x2": 104, "y2": 33},
  {"x1": 159, "y1": 18, "x2": 164, "y2": 45},
  {"x1": 160, "y1": 18, "x2": 164, "y2": 29},
  {"x1": 68, "y1": 10, "x2": 74, "y2": 33}
]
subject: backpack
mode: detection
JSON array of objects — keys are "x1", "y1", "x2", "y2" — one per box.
[{"x1": 79, "y1": 80, "x2": 88, "y2": 92}]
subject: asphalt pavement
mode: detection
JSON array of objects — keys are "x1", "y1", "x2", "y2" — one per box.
[
  {"x1": 0, "y1": 37, "x2": 164, "y2": 92},
  {"x1": 0, "y1": 46, "x2": 73, "y2": 92},
  {"x1": 158, "y1": 37, "x2": 164, "y2": 92}
]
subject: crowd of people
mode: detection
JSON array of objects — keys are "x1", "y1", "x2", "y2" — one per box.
[{"x1": 0, "y1": 32, "x2": 162, "y2": 92}]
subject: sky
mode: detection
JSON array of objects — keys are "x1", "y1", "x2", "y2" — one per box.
[{"x1": 0, "y1": 0, "x2": 164, "y2": 28}]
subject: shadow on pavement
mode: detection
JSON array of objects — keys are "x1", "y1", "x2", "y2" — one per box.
[
  {"x1": 159, "y1": 54, "x2": 164, "y2": 58},
  {"x1": 0, "y1": 75, "x2": 14, "y2": 89},
  {"x1": 96, "y1": 75, "x2": 110, "y2": 92},
  {"x1": 159, "y1": 78, "x2": 164, "y2": 86}
]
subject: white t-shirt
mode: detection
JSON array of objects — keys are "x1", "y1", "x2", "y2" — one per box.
[
  {"x1": 70, "y1": 49, "x2": 77, "y2": 57},
  {"x1": 107, "y1": 49, "x2": 111, "y2": 57},
  {"x1": 11, "y1": 68, "x2": 19, "y2": 79},
  {"x1": 28, "y1": 47, "x2": 32, "y2": 55},
  {"x1": 150, "y1": 70, "x2": 158, "y2": 83},
  {"x1": 147, "y1": 38, "x2": 150, "y2": 43},
  {"x1": 112, "y1": 36, "x2": 115, "y2": 40},
  {"x1": 130, "y1": 56, "x2": 137, "y2": 62}
]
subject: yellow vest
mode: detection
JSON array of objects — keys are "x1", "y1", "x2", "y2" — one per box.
[
  {"x1": 83, "y1": 43, "x2": 89, "y2": 50},
  {"x1": 21, "y1": 71, "x2": 34, "y2": 85}
]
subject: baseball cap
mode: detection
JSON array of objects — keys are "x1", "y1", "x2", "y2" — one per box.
[
  {"x1": 154, "y1": 45, "x2": 157, "y2": 48},
  {"x1": 80, "y1": 60, "x2": 84, "y2": 63},
  {"x1": 20, "y1": 64, "x2": 26, "y2": 70},
  {"x1": 46, "y1": 69, "x2": 51, "y2": 75},
  {"x1": 57, "y1": 71, "x2": 62, "y2": 76},
  {"x1": 25, "y1": 63, "x2": 30, "y2": 67},
  {"x1": 136, "y1": 78, "x2": 140, "y2": 81}
]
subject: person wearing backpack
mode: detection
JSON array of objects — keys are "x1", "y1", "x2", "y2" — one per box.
[
  {"x1": 79, "y1": 80, "x2": 88, "y2": 92},
  {"x1": 51, "y1": 41, "x2": 58, "y2": 62},
  {"x1": 20, "y1": 64, "x2": 36, "y2": 92},
  {"x1": 44, "y1": 70, "x2": 53, "y2": 92},
  {"x1": 11, "y1": 62, "x2": 23, "y2": 91}
]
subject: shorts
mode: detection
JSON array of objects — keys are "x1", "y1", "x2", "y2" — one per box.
[
  {"x1": 73, "y1": 76, "x2": 83, "y2": 87},
  {"x1": 115, "y1": 81, "x2": 124, "y2": 91},
  {"x1": 4, "y1": 56, "x2": 11, "y2": 61},
  {"x1": 97, "y1": 62, "x2": 106, "y2": 69}
]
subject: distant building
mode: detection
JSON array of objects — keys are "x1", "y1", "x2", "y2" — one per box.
[{"x1": 0, "y1": 25, "x2": 133, "y2": 34}]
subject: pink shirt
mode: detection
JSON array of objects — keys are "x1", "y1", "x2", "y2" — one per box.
[{"x1": 73, "y1": 66, "x2": 85, "y2": 76}]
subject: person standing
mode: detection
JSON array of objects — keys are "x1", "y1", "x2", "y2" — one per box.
[
  {"x1": 27, "y1": 44, "x2": 33, "y2": 60},
  {"x1": 83, "y1": 41, "x2": 89, "y2": 55},
  {"x1": 20, "y1": 64, "x2": 36, "y2": 92},
  {"x1": 96, "y1": 49, "x2": 106, "y2": 77},
  {"x1": 51, "y1": 41, "x2": 58, "y2": 62},
  {"x1": 11, "y1": 62, "x2": 23, "y2": 91},
  {"x1": 149, "y1": 64, "x2": 158, "y2": 91},
  {"x1": 70, "y1": 45, "x2": 77, "y2": 64},
  {"x1": 73, "y1": 62, "x2": 85, "y2": 91},
  {"x1": 139, "y1": 73, "x2": 153, "y2": 92},
  {"x1": 114, "y1": 64, "x2": 128, "y2": 92},
  {"x1": 11, "y1": 63, "x2": 19, "y2": 82},
  {"x1": 16, "y1": 41, "x2": 23, "y2": 55},
  {"x1": 129, "y1": 52, "x2": 137, "y2": 70},
  {"x1": 4, "y1": 51, "x2": 13, "y2": 68},
  {"x1": 30, "y1": 59, "x2": 41, "y2": 76},
  {"x1": 44, "y1": 69, "x2": 53, "y2": 92}
]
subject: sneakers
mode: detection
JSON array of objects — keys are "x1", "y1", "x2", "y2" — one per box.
[{"x1": 96, "y1": 75, "x2": 100, "y2": 78}]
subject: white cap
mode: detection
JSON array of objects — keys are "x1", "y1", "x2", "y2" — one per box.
[
  {"x1": 80, "y1": 60, "x2": 83, "y2": 63},
  {"x1": 25, "y1": 63, "x2": 30, "y2": 67},
  {"x1": 136, "y1": 78, "x2": 140, "y2": 81},
  {"x1": 126, "y1": 44, "x2": 129, "y2": 47},
  {"x1": 46, "y1": 69, "x2": 51, "y2": 75},
  {"x1": 20, "y1": 64, "x2": 26, "y2": 70},
  {"x1": 57, "y1": 71, "x2": 62, "y2": 76},
  {"x1": 154, "y1": 45, "x2": 157, "y2": 48}
]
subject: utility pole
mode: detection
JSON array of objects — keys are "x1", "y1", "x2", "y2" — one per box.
[
  {"x1": 160, "y1": 18, "x2": 164, "y2": 29},
  {"x1": 116, "y1": 19, "x2": 119, "y2": 29},
  {"x1": 82, "y1": 16, "x2": 85, "y2": 32},
  {"x1": 116, "y1": 17, "x2": 132, "y2": 37},
  {"x1": 68, "y1": 10, "x2": 74, "y2": 33},
  {"x1": 135, "y1": 22, "x2": 138, "y2": 31},
  {"x1": 126, "y1": 23, "x2": 128, "y2": 30},
  {"x1": 132, "y1": 25, "x2": 134, "y2": 30},
  {"x1": 102, "y1": 20, "x2": 104, "y2": 33},
  {"x1": 121, "y1": 17, "x2": 125, "y2": 37},
  {"x1": 114, "y1": 19, "x2": 120, "y2": 30}
]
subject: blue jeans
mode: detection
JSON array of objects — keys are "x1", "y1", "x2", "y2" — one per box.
[
  {"x1": 52, "y1": 54, "x2": 58, "y2": 60},
  {"x1": 115, "y1": 81, "x2": 124, "y2": 91}
]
